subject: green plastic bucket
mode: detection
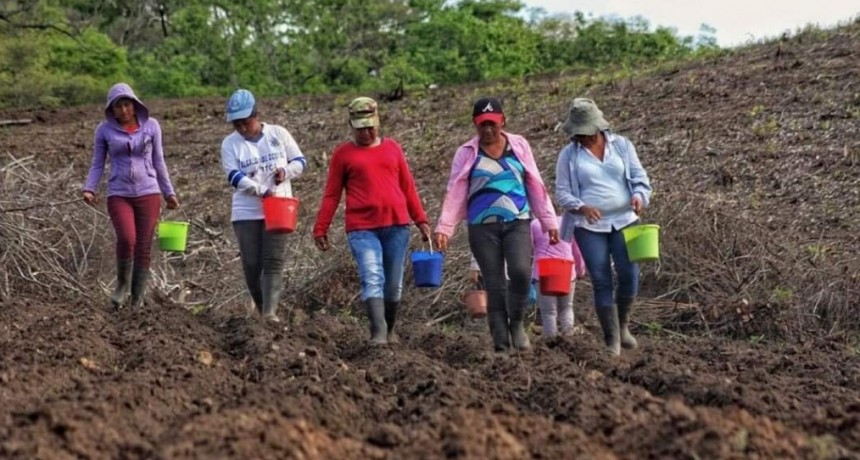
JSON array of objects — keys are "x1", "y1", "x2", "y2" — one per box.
[
  {"x1": 622, "y1": 224, "x2": 660, "y2": 262},
  {"x1": 158, "y1": 221, "x2": 189, "y2": 253}
]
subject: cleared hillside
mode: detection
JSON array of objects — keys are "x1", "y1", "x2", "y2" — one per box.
[{"x1": 0, "y1": 20, "x2": 858, "y2": 459}]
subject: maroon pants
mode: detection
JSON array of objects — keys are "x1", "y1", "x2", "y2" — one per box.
[{"x1": 107, "y1": 194, "x2": 161, "y2": 269}]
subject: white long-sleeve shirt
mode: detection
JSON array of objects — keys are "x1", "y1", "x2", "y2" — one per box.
[{"x1": 221, "y1": 123, "x2": 306, "y2": 221}]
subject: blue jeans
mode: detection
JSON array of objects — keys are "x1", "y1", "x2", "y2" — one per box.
[
  {"x1": 574, "y1": 225, "x2": 639, "y2": 309},
  {"x1": 347, "y1": 225, "x2": 410, "y2": 302}
]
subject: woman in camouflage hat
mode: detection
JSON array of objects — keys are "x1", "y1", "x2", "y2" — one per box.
[
  {"x1": 555, "y1": 98, "x2": 653, "y2": 356},
  {"x1": 314, "y1": 97, "x2": 432, "y2": 346}
]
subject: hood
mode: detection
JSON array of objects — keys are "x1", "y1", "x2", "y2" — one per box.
[{"x1": 104, "y1": 83, "x2": 149, "y2": 128}]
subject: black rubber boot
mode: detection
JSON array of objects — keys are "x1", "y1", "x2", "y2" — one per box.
[
  {"x1": 110, "y1": 259, "x2": 133, "y2": 309},
  {"x1": 130, "y1": 268, "x2": 150, "y2": 308},
  {"x1": 385, "y1": 300, "x2": 399, "y2": 342},
  {"x1": 241, "y1": 265, "x2": 263, "y2": 314},
  {"x1": 507, "y1": 291, "x2": 531, "y2": 351},
  {"x1": 487, "y1": 295, "x2": 511, "y2": 352},
  {"x1": 260, "y1": 273, "x2": 283, "y2": 322},
  {"x1": 248, "y1": 282, "x2": 263, "y2": 315},
  {"x1": 366, "y1": 297, "x2": 388, "y2": 346},
  {"x1": 595, "y1": 305, "x2": 621, "y2": 356},
  {"x1": 617, "y1": 297, "x2": 638, "y2": 349}
]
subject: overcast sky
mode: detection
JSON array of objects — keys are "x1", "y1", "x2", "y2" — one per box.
[{"x1": 523, "y1": 0, "x2": 860, "y2": 46}]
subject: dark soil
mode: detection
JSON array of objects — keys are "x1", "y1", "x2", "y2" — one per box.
[{"x1": 2, "y1": 297, "x2": 857, "y2": 459}]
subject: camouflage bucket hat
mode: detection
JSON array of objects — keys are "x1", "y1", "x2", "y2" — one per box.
[
  {"x1": 562, "y1": 98, "x2": 610, "y2": 136},
  {"x1": 348, "y1": 97, "x2": 380, "y2": 129}
]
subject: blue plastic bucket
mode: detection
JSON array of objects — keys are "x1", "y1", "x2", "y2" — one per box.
[
  {"x1": 411, "y1": 250, "x2": 444, "y2": 288},
  {"x1": 528, "y1": 281, "x2": 538, "y2": 305}
]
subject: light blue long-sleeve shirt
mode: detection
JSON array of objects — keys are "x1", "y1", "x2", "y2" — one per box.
[{"x1": 555, "y1": 131, "x2": 652, "y2": 239}]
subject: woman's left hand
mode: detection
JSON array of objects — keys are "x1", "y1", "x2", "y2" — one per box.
[
  {"x1": 631, "y1": 196, "x2": 643, "y2": 215},
  {"x1": 274, "y1": 168, "x2": 286, "y2": 185},
  {"x1": 548, "y1": 229, "x2": 560, "y2": 245},
  {"x1": 417, "y1": 223, "x2": 432, "y2": 242},
  {"x1": 166, "y1": 195, "x2": 180, "y2": 209}
]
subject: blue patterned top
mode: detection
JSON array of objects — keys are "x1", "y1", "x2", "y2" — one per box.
[{"x1": 467, "y1": 144, "x2": 530, "y2": 224}]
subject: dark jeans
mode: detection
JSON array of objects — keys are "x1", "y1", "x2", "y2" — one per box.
[
  {"x1": 468, "y1": 219, "x2": 533, "y2": 314},
  {"x1": 233, "y1": 220, "x2": 289, "y2": 308},
  {"x1": 574, "y1": 225, "x2": 639, "y2": 309},
  {"x1": 107, "y1": 194, "x2": 161, "y2": 269}
]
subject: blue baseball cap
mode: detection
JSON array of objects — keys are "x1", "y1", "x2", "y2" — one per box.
[{"x1": 226, "y1": 89, "x2": 255, "y2": 122}]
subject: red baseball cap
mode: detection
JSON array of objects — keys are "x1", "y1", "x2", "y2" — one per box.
[{"x1": 472, "y1": 97, "x2": 504, "y2": 125}]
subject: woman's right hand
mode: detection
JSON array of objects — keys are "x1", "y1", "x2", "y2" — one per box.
[
  {"x1": 82, "y1": 191, "x2": 98, "y2": 205},
  {"x1": 578, "y1": 205, "x2": 602, "y2": 224},
  {"x1": 314, "y1": 235, "x2": 330, "y2": 251},
  {"x1": 434, "y1": 232, "x2": 449, "y2": 251}
]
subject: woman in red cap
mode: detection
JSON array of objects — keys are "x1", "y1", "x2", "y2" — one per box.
[{"x1": 435, "y1": 97, "x2": 560, "y2": 353}]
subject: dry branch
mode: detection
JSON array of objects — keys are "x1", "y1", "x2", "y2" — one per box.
[{"x1": 0, "y1": 119, "x2": 32, "y2": 127}]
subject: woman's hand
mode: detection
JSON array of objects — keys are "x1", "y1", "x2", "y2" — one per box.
[
  {"x1": 548, "y1": 229, "x2": 560, "y2": 245},
  {"x1": 82, "y1": 191, "x2": 98, "y2": 206},
  {"x1": 274, "y1": 168, "x2": 286, "y2": 185},
  {"x1": 315, "y1": 235, "x2": 330, "y2": 251},
  {"x1": 579, "y1": 205, "x2": 602, "y2": 224},
  {"x1": 434, "y1": 232, "x2": 449, "y2": 251},
  {"x1": 631, "y1": 196, "x2": 644, "y2": 215},
  {"x1": 166, "y1": 195, "x2": 180, "y2": 210},
  {"x1": 417, "y1": 223, "x2": 432, "y2": 242}
]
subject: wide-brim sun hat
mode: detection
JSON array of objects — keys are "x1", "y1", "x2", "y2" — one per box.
[{"x1": 562, "y1": 98, "x2": 610, "y2": 136}]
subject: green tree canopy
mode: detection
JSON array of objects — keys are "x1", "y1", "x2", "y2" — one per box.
[{"x1": 0, "y1": 0, "x2": 717, "y2": 108}]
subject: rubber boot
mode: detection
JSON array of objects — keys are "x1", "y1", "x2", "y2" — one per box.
[
  {"x1": 595, "y1": 305, "x2": 621, "y2": 356},
  {"x1": 486, "y1": 294, "x2": 511, "y2": 352},
  {"x1": 508, "y1": 291, "x2": 531, "y2": 351},
  {"x1": 110, "y1": 259, "x2": 133, "y2": 309},
  {"x1": 241, "y1": 265, "x2": 263, "y2": 314},
  {"x1": 130, "y1": 268, "x2": 151, "y2": 308},
  {"x1": 366, "y1": 297, "x2": 388, "y2": 346},
  {"x1": 385, "y1": 300, "x2": 399, "y2": 342},
  {"x1": 617, "y1": 297, "x2": 638, "y2": 349},
  {"x1": 248, "y1": 280, "x2": 263, "y2": 315},
  {"x1": 261, "y1": 273, "x2": 283, "y2": 322}
]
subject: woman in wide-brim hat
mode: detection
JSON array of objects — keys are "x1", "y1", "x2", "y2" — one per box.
[{"x1": 554, "y1": 98, "x2": 653, "y2": 356}]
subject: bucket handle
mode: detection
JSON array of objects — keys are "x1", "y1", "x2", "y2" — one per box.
[
  {"x1": 160, "y1": 206, "x2": 191, "y2": 223},
  {"x1": 264, "y1": 170, "x2": 292, "y2": 198},
  {"x1": 422, "y1": 238, "x2": 435, "y2": 254}
]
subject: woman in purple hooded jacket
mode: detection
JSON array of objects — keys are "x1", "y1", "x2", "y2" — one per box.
[{"x1": 82, "y1": 83, "x2": 180, "y2": 309}]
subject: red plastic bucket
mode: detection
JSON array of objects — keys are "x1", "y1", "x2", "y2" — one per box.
[
  {"x1": 537, "y1": 258, "x2": 573, "y2": 296},
  {"x1": 262, "y1": 196, "x2": 299, "y2": 233},
  {"x1": 462, "y1": 290, "x2": 487, "y2": 319}
]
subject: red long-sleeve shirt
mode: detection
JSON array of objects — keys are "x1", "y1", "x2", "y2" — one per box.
[{"x1": 313, "y1": 138, "x2": 428, "y2": 237}]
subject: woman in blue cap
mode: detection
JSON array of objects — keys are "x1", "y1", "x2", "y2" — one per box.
[{"x1": 221, "y1": 89, "x2": 307, "y2": 321}]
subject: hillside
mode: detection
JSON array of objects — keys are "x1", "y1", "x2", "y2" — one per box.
[{"x1": 0, "y1": 20, "x2": 858, "y2": 459}]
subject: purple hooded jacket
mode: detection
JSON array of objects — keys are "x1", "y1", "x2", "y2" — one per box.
[{"x1": 83, "y1": 83, "x2": 176, "y2": 198}]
